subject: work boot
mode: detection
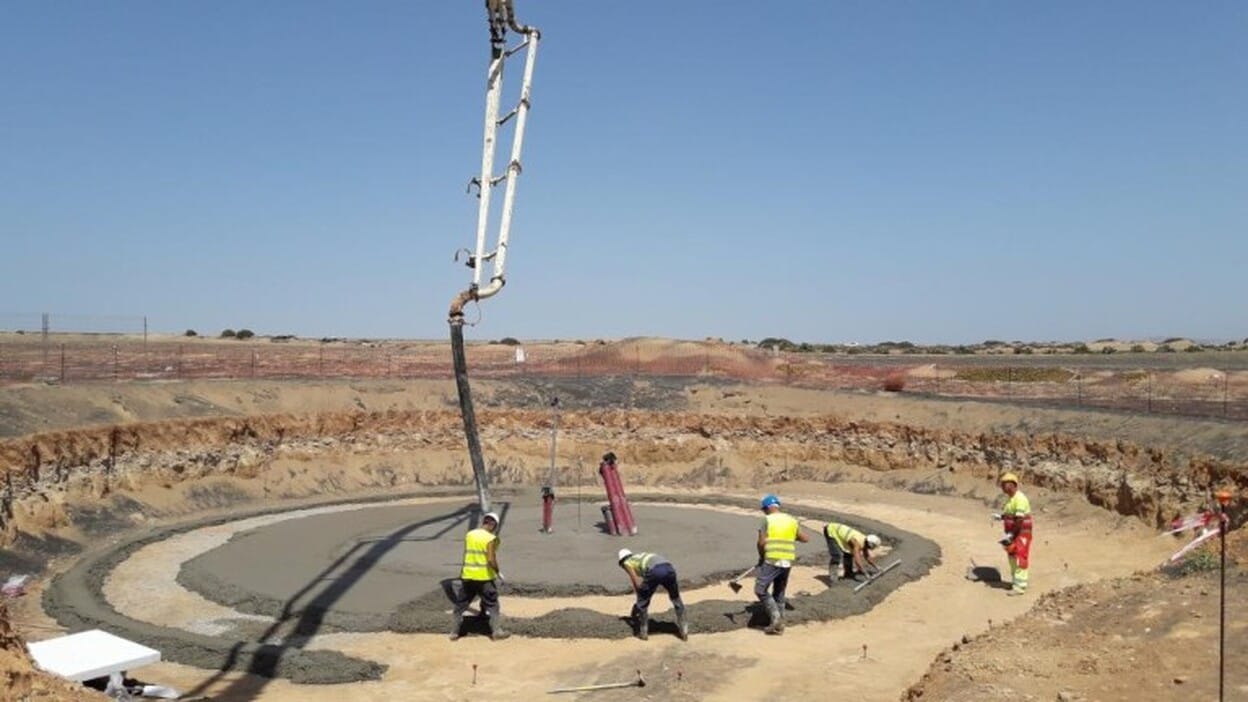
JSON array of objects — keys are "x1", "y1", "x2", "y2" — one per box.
[
  {"x1": 636, "y1": 613, "x2": 649, "y2": 641},
  {"x1": 489, "y1": 611, "x2": 511, "y2": 641},
  {"x1": 675, "y1": 606, "x2": 689, "y2": 642},
  {"x1": 449, "y1": 611, "x2": 463, "y2": 641},
  {"x1": 762, "y1": 599, "x2": 783, "y2": 635}
]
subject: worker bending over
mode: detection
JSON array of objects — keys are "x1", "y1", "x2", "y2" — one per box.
[
  {"x1": 755, "y1": 494, "x2": 808, "y2": 635},
  {"x1": 994, "y1": 473, "x2": 1032, "y2": 597},
  {"x1": 451, "y1": 511, "x2": 510, "y2": 640},
  {"x1": 617, "y1": 549, "x2": 688, "y2": 641},
  {"x1": 824, "y1": 522, "x2": 881, "y2": 582}
]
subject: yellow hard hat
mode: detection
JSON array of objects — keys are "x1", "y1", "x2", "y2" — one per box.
[{"x1": 999, "y1": 473, "x2": 1020, "y2": 485}]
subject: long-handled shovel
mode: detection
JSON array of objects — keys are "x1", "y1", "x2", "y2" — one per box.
[
  {"x1": 727, "y1": 564, "x2": 757, "y2": 593},
  {"x1": 548, "y1": 670, "x2": 645, "y2": 694}
]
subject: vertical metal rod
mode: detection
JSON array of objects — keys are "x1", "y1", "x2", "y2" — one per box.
[
  {"x1": 1147, "y1": 372, "x2": 1153, "y2": 413},
  {"x1": 59, "y1": 343, "x2": 65, "y2": 382},
  {"x1": 547, "y1": 397, "x2": 560, "y2": 485},
  {"x1": 1218, "y1": 500, "x2": 1227, "y2": 702},
  {"x1": 113, "y1": 345, "x2": 118, "y2": 382},
  {"x1": 1223, "y1": 371, "x2": 1228, "y2": 417}
]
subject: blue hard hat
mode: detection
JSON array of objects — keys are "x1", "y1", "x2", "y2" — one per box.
[{"x1": 760, "y1": 494, "x2": 781, "y2": 510}]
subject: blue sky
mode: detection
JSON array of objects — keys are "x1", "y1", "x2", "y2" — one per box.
[{"x1": 2, "y1": 1, "x2": 1244, "y2": 344}]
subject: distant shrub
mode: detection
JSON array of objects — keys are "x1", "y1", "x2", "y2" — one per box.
[
  {"x1": 236, "y1": 329, "x2": 255, "y2": 340},
  {"x1": 983, "y1": 339, "x2": 1006, "y2": 347},
  {"x1": 1101, "y1": 346, "x2": 1116, "y2": 354},
  {"x1": 1013, "y1": 346, "x2": 1034, "y2": 355},
  {"x1": 757, "y1": 337, "x2": 796, "y2": 352},
  {"x1": 184, "y1": 329, "x2": 198, "y2": 337},
  {"x1": 1071, "y1": 343, "x2": 1091, "y2": 354},
  {"x1": 1184, "y1": 345, "x2": 1204, "y2": 352},
  {"x1": 497, "y1": 337, "x2": 521, "y2": 346},
  {"x1": 220, "y1": 329, "x2": 236, "y2": 338},
  {"x1": 953, "y1": 345, "x2": 975, "y2": 355},
  {"x1": 1131, "y1": 344, "x2": 1147, "y2": 353},
  {"x1": 1163, "y1": 337, "x2": 1185, "y2": 344},
  {"x1": 271, "y1": 334, "x2": 295, "y2": 342},
  {"x1": 1158, "y1": 344, "x2": 1176, "y2": 353},
  {"x1": 882, "y1": 373, "x2": 906, "y2": 392}
]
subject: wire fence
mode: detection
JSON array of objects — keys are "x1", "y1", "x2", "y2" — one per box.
[{"x1": 1, "y1": 335, "x2": 1246, "y2": 421}]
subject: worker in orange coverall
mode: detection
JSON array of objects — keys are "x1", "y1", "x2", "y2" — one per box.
[{"x1": 994, "y1": 473, "x2": 1032, "y2": 596}]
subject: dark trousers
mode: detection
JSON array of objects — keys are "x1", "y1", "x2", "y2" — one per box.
[
  {"x1": 634, "y1": 563, "x2": 682, "y2": 615},
  {"x1": 753, "y1": 563, "x2": 791, "y2": 606},
  {"x1": 453, "y1": 578, "x2": 499, "y2": 618},
  {"x1": 826, "y1": 534, "x2": 855, "y2": 579}
]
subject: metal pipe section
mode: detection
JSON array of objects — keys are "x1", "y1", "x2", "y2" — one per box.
[
  {"x1": 481, "y1": 33, "x2": 538, "y2": 298},
  {"x1": 471, "y1": 56, "x2": 505, "y2": 290},
  {"x1": 600, "y1": 504, "x2": 619, "y2": 536}
]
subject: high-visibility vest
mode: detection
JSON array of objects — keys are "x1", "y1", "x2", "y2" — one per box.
[
  {"x1": 763, "y1": 512, "x2": 799, "y2": 564},
  {"x1": 624, "y1": 552, "x2": 668, "y2": 577},
  {"x1": 461, "y1": 528, "x2": 497, "y2": 581},
  {"x1": 825, "y1": 522, "x2": 865, "y2": 552},
  {"x1": 1002, "y1": 491, "x2": 1033, "y2": 536}
]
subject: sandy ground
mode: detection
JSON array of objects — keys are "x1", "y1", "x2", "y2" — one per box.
[{"x1": 49, "y1": 480, "x2": 1172, "y2": 701}]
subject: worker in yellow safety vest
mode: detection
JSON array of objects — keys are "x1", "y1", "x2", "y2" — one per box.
[
  {"x1": 993, "y1": 473, "x2": 1033, "y2": 597},
  {"x1": 617, "y1": 548, "x2": 688, "y2": 641},
  {"x1": 754, "y1": 494, "x2": 808, "y2": 635},
  {"x1": 451, "y1": 511, "x2": 510, "y2": 640},
  {"x1": 823, "y1": 522, "x2": 881, "y2": 582}
]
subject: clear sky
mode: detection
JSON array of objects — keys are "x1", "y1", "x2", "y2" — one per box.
[{"x1": 3, "y1": 1, "x2": 1245, "y2": 344}]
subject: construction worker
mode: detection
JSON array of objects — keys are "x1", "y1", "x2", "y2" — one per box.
[
  {"x1": 824, "y1": 521, "x2": 881, "y2": 582},
  {"x1": 616, "y1": 548, "x2": 688, "y2": 641},
  {"x1": 451, "y1": 511, "x2": 510, "y2": 640},
  {"x1": 754, "y1": 494, "x2": 808, "y2": 635},
  {"x1": 994, "y1": 473, "x2": 1033, "y2": 596}
]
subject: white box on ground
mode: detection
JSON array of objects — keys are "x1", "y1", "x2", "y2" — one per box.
[{"x1": 27, "y1": 629, "x2": 161, "y2": 682}]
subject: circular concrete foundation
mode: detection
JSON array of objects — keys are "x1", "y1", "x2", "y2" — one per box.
[
  {"x1": 179, "y1": 500, "x2": 764, "y2": 616},
  {"x1": 46, "y1": 490, "x2": 942, "y2": 682}
]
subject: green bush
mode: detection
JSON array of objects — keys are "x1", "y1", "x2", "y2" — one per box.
[
  {"x1": 1184, "y1": 345, "x2": 1204, "y2": 352},
  {"x1": 1131, "y1": 344, "x2": 1146, "y2": 353},
  {"x1": 1071, "y1": 343, "x2": 1091, "y2": 354},
  {"x1": 220, "y1": 329, "x2": 236, "y2": 338},
  {"x1": 236, "y1": 329, "x2": 255, "y2": 340},
  {"x1": 497, "y1": 337, "x2": 521, "y2": 346},
  {"x1": 184, "y1": 329, "x2": 198, "y2": 337}
]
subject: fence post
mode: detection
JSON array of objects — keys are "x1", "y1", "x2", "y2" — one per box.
[
  {"x1": 59, "y1": 343, "x2": 66, "y2": 383},
  {"x1": 251, "y1": 349, "x2": 257, "y2": 377},
  {"x1": 319, "y1": 343, "x2": 325, "y2": 377},
  {"x1": 113, "y1": 345, "x2": 119, "y2": 382},
  {"x1": 1076, "y1": 374, "x2": 1082, "y2": 407},
  {"x1": 177, "y1": 345, "x2": 183, "y2": 378},
  {"x1": 1223, "y1": 371, "x2": 1229, "y2": 417},
  {"x1": 1147, "y1": 372, "x2": 1153, "y2": 413}
]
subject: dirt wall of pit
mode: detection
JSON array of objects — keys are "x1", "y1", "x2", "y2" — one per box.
[{"x1": 2, "y1": 401, "x2": 1245, "y2": 553}]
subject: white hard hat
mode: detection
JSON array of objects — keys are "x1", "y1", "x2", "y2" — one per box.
[
  {"x1": 617, "y1": 548, "x2": 633, "y2": 563},
  {"x1": 483, "y1": 512, "x2": 500, "y2": 524},
  {"x1": 866, "y1": 534, "x2": 881, "y2": 549}
]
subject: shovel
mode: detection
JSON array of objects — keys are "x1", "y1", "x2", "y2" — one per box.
[
  {"x1": 727, "y1": 564, "x2": 757, "y2": 593},
  {"x1": 549, "y1": 670, "x2": 645, "y2": 694}
]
